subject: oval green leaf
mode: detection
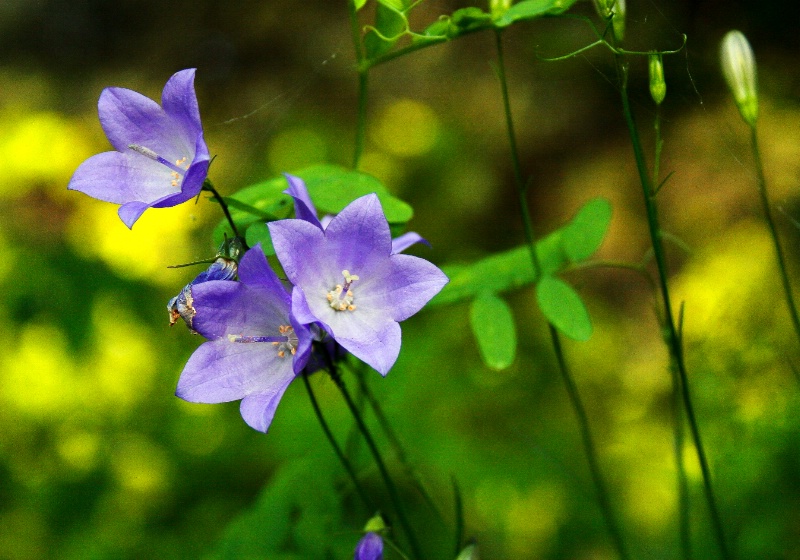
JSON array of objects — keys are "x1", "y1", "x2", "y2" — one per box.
[
  {"x1": 470, "y1": 293, "x2": 517, "y2": 370},
  {"x1": 535, "y1": 275, "x2": 592, "y2": 341},
  {"x1": 562, "y1": 197, "x2": 612, "y2": 262},
  {"x1": 494, "y1": 0, "x2": 580, "y2": 27}
]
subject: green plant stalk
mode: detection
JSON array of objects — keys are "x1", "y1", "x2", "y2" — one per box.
[
  {"x1": 202, "y1": 179, "x2": 242, "y2": 239},
  {"x1": 349, "y1": 0, "x2": 368, "y2": 169},
  {"x1": 749, "y1": 126, "x2": 800, "y2": 345},
  {"x1": 617, "y1": 59, "x2": 730, "y2": 560},
  {"x1": 302, "y1": 372, "x2": 375, "y2": 512},
  {"x1": 653, "y1": 106, "x2": 692, "y2": 560},
  {"x1": 494, "y1": 29, "x2": 630, "y2": 560},
  {"x1": 330, "y1": 364, "x2": 424, "y2": 560}
]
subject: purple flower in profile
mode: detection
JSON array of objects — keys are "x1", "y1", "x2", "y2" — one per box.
[
  {"x1": 269, "y1": 193, "x2": 448, "y2": 375},
  {"x1": 175, "y1": 245, "x2": 312, "y2": 433},
  {"x1": 354, "y1": 532, "x2": 383, "y2": 560},
  {"x1": 68, "y1": 69, "x2": 210, "y2": 228}
]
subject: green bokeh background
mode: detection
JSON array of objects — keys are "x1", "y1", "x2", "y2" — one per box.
[{"x1": 2, "y1": 1, "x2": 800, "y2": 558}]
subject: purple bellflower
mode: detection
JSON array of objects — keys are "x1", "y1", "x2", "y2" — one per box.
[
  {"x1": 68, "y1": 69, "x2": 210, "y2": 228},
  {"x1": 168, "y1": 237, "x2": 244, "y2": 329},
  {"x1": 354, "y1": 532, "x2": 383, "y2": 560},
  {"x1": 175, "y1": 245, "x2": 313, "y2": 433},
  {"x1": 269, "y1": 192, "x2": 448, "y2": 375}
]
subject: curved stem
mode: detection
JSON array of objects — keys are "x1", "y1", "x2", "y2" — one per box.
[
  {"x1": 494, "y1": 28, "x2": 629, "y2": 560},
  {"x1": 750, "y1": 126, "x2": 800, "y2": 345},
  {"x1": 202, "y1": 179, "x2": 242, "y2": 240},
  {"x1": 329, "y1": 362, "x2": 423, "y2": 560},
  {"x1": 616, "y1": 58, "x2": 730, "y2": 560},
  {"x1": 301, "y1": 372, "x2": 374, "y2": 512}
]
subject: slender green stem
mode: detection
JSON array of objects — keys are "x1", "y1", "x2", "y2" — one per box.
[
  {"x1": 749, "y1": 126, "x2": 800, "y2": 345},
  {"x1": 349, "y1": 0, "x2": 369, "y2": 170},
  {"x1": 329, "y1": 363, "x2": 423, "y2": 560},
  {"x1": 494, "y1": 28, "x2": 629, "y2": 560},
  {"x1": 301, "y1": 372, "x2": 374, "y2": 512},
  {"x1": 616, "y1": 59, "x2": 730, "y2": 560},
  {"x1": 202, "y1": 179, "x2": 242, "y2": 239},
  {"x1": 550, "y1": 326, "x2": 630, "y2": 560},
  {"x1": 653, "y1": 101, "x2": 691, "y2": 560},
  {"x1": 351, "y1": 365, "x2": 446, "y2": 525}
]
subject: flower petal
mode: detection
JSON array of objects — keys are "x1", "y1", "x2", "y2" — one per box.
[
  {"x1": 239, "y1": 381, "x2": 294, "y2": 433},
  {"x1": 161, "y1": 69, "x2": 203, "y2": 144},
  {"x1": 391, "y1": 232, "x2": 429, "y2": 254},
  {"x1": 385, "y1": 254, "x2": 449, "y2": 322},
  {"x1": 236, "y1": 244, "x2": 290, "y2": 299},
  {"x1": 269, "y1": 218, "x2": 330, "y2": 291},
  {"x1": 176, "y1": 338, "x2": 295, "y2": 403},
  {"x1": 284, "y1": 174, "x2": 322, "y2": 229},
  {"x1": 118, "y1": 201, "x2": 150, "y2": 229},
  {"x1": 324, "y1": 194, "x2": 392, "y2": 272},
  {"x1": 335, "y1": 319, "x2": 400, "y2": 376},
  {"x1": 191, "y1": 281, "x2": 288, "y2": 340}
]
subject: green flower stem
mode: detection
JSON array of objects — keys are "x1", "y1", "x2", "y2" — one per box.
[
  {"x1": 349, "y1": 0, "x2": 368, "y2": 170},
  {"x1": 653, "y1": 101, "x2": 692, "y2": 560},
  {"x1": 330, "y1": 363, "x2": 423, "y2": 560},
  {"x1": 301, "y1": 372, "x2": 374, "y2": 512},
  {"x1": 351, "y1": 365, "x2": 446, "y2": 526},
  {"x1": 616, "y1": 59, "x2": 730, "y2": 560},
  {"x1": 749, "y1": 126, "x2": 800, "y2": 345},
  {"x1": 201, "y1": 179, "x2": 242, "y2": 239},
  {"x1": 494, "y1": 28, "x2": 630, "y2": 560}
]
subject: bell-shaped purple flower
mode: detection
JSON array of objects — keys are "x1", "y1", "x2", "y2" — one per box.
[
  {"x1": 175, "y1": 245, "x2": 312, "y2": 433},
  {"x1": 68, "y1": 69, "x2": 210, "y2": 228},
  {"x1": 269, "y1": 194, "x2": 448, "y2": 375},
  {"x1": 354, "y1": 532, "x2": 383, "y2": 560}
]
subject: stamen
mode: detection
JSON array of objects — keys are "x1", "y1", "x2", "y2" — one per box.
[
  {"x1": 127, "y1": 143, "x2": 187, "y2": 175},
  {"x1": 327, "y1": 270, "x2": 359, "y2": 312},
  {"x1": 227, "y1": 325, "x2": 298, "y2": 359}
]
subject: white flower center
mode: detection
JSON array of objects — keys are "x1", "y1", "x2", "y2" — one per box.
[
  {"x1": 128, "y1": 144, "x2": 189, "y2": 188},
  {"x1": 326, "y1": 269, "x2": 359, "y2": 312}
]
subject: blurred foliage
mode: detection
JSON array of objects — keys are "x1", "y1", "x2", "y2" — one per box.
[{"x1": 2, "y1": 1, "x2": 800, "y2": 559}]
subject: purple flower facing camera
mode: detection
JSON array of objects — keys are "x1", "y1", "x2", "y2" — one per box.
[{"x1": 68, "y1": 69, "x2": 210, "y2": 228}]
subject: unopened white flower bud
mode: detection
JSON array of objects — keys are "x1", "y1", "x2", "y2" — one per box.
[
  {"x1": 720, "y1": 30, "x2": 758, "y2": 126},
  {"x1": 649, "y1": 53, "x2": 666, "y2": 105}
]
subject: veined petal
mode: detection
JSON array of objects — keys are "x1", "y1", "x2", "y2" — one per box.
[
  {"x1": 236, "y1": 243, "x2": 290, "y2": 300},
  {"x1": 325, "y1": 194, "x2": 393, "y2": 271},
  {"x1": 118, "y1": 201, "x2": 150, "y2": 229},
  {"x1": 176, "y1": 339, "x2": 295, "y2": 403},
  {"x1": 191, "y1": 281, "x2": 289, "y2": 340},
  {"x1": 68, "y1": 151, "x2": 175, "y2": 204},
  {"x1": 269, "y1": 218, "x2": 331, "y2": 291},
  {"x1": 239, "y1": 381, "x2": 294, "y2": 433},
  {"x1": 161, "y1": 69, "x2": 203, "y2": 143},
  {"x1": 385, "y1": 254, "x2": 449, "y2": 322},
  {"x1": 284, "y1": 173, "x2": 322, "y2": 229},
  {"x1": 335, "y1": 319, "x2": 400, "y2": 376}
]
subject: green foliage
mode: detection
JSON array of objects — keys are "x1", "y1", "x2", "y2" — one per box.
[
  {"x1": 470, "y1": 293, "x2": 517, "y2": 370},
  {"x1": 535, "y1": 275, "x2": 593, "y2": 341},
  {"x1": 364, "y1": 2, "x2": 408, "y2": 59},
  {"x1": 206, "y1": 458, "x2": 352, "y2": 560},
  {"x1": 213, "y1": 164, "x2": 413, "y2": 247},
  {"x1": 433, "y1": 197, "x2": 610, "y2": 359},
  {"x1": 493, "y1": 0, "x2": 579, "y2": 28}
]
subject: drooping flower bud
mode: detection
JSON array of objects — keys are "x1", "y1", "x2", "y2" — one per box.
[
  {"x1": 720, "y1": 30, "x2": 758, "y2": 126},
  {"x1": 592, "y1": 0, "x2": 614, "y2": 19},
  {"x1": 490, "y1": 0, "x2": 513, "y2": 18},
  {"x1": 649, "y1": 53, "x2": 666, "y2": 105},
  {"x1": 353, "y1": 533, "x2": 383, "y2": 560}
]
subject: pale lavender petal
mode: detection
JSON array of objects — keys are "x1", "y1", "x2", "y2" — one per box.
[
  {"x1": 320, "y1": 214, "x2": 334, "y2": 229},
  {"x1": 283, "y1": 173, "x2": 321, "y2": 229},
  {"x1": 324, "y1": 194, "x2": 392, "y2": 271},
  {"x1": 384, "y1": 254, "x2": 449, "y2": 322},
  {"x1": 289, "y1": 311, "x2": 313, "y2": 374},
  {"x1": 236, "y1": 243, "x2": 290, "y2": 300},
  {"x1": 161, "y1": 69, "x2": 203, "y2": 142},
  {"x1": 335, "y1": 319, "x2": 400, "y2": 376},
  {"x1": 99, "y1": 87, "x2": 183, "y2": 156},
  {"x1": 176, "y1": 339, "x2": 294, "y2": 403},
  {"x1": 118, "y1": 201, "x2": 150, "y2": 229},
  {"x1": 269, "y1": 218, "x2": 332, "y2": 295},
  {"x1": 68, "y1": 151, "x2": 173, "y2": 204},
  {"x1": 291, "y1": 286, "x2": 326, "y2": 328},
  {"x1": 391, "y1": 232, "x2": 429, "y2": 254},
  {"x1": 239, "y1": 379, "x2": 294, "y2": 433}
]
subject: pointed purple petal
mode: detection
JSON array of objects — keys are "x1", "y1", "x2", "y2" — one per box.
[
  {"x1": 161, "y1": 69, "x2": 203, "y2": 142},
  {"x1": 283, "y1": 174, "x2": 322, "y2": 229},
  {"x1": 335, "y1": 319, "x2": 400, "y2": 376},
  {"x1": 269, "y1": 218, "x2": 330, "y2": 289},
  {"x1": 324, "y1": 194, "x2": 392, "y2": 271},
  {"x1": 176, "y1": 339, "x2": 294, "y2": 403},
  {"x1": 239, "y1": 380, "x2": 294, "y2": 433},
  {"x1": 384, "y1": 254, "x2": 449, "y2": 322},
  {"x1": 118, "y1": 201, "x2": 150, "y2": 228},
  {"x1": 236, "y1": 245, "x2": 290, "y2": 300},
  {"x1": 391, "y1": 232, "x2": 429, "y2": 254}
]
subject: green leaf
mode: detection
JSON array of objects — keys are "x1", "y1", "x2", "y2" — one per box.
[
  {"x1": 354, "y1": 0, "x2": 368, "y2": 10},
  {"x1": 562, "y1": 197, "x2": 612, "y2": 262},
  {"x1": 213, "y1": 165, "x2": 413, "y2": 247},
  {"x1": 470, "y1": 293, "x2": 517, "y2": 370},
  {"x1": 494, "y1": 0, "x2": 580, "y2": 27},
  {"x1": 364, "y1": 3, "x2": 407, "y2": 59},
  {"x1": 535, "y1": 275, "x2": 592, "y2": 341},
  {"x1": 244, "y1": 222, "x2": 275, "y2": 256},
  {"x1": 377, "y1": 0, "x2": 405, "y2": 10}
]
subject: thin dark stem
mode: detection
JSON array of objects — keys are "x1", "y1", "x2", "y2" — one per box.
[
  {"x1": 750, "y1": 126, "x2": 800, "y2": 346},
  {"x1": 616, "y1": 59, "x2": 730, "y2": 560},
  {"x1": 301, "y1": 372, "x2": 374, "y2": 512},
  {"x1": 202, "y1": 179, "x2": 241, "y2": 239},
  {"x1": 349, "y1": 0, "x2": 368, "y2": 170},
  {"x1": 550, "y1": 326, "x2": 630, "y2": 559},
  {"x1": 330, "y1": 363, "x2": 423, "y2": 560},
  {"x1": 494, "y1": 28, "x2": 629, "y2": 560}
]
